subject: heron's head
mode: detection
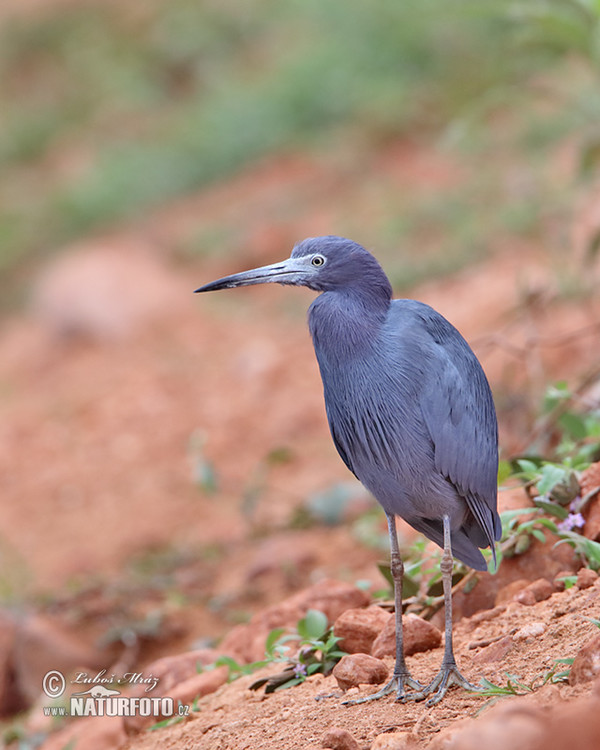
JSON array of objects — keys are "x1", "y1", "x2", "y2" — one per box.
[{"x1": 195, "y1": 236, "x2": 392, "y2": 300}]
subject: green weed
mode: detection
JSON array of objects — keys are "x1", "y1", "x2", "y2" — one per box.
[{"x1": 201, "y1": 608, "x2": 346, "y2": 693}]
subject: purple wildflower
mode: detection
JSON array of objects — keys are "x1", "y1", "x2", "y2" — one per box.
[
  {"x1": 293, "y1": 662, "x2": 308, "y2": 679},
  {"x1": 558, "y1": 513, "x2": 586, "y2": 532}
]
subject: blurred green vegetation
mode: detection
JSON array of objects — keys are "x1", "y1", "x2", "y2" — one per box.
[{"x1": 1, "y1": 0, "x2": 600, "y2": 290}]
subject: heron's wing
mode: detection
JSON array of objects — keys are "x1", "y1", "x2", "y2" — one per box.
[
  {"x1": 326, "y1": 405, "x2": 359, "y2": 478},
  {"x1": 413, "y1": 307, "x2": 501, "y2": 545}
]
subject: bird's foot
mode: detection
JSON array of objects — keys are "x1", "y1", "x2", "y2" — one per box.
[
  {"x1": 404, "y1": 661, "x2": 483, "y2": 707},
  {"x1": 342, "y1": 671, "x2": 424, "y2": 705}
]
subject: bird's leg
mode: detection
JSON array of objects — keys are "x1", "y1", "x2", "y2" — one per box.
[
  {"x1": 409, "y1": 514, "x2": 484, "y2": 707},
  {"x1": 343, "y1": 513, "x2": 422, "y2": 705}
]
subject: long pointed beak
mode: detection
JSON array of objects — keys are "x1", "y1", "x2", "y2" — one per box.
[{"x1": 194, "y1": 257, "x2": 309, "y2": 293}]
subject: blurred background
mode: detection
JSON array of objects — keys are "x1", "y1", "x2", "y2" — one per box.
[{"x1": 1, "y1": 0, "x2": 600, "y2": 734}]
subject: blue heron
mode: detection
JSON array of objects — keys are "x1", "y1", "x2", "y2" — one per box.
[{"x1": 195, "y1": 236, "x2": 500, "y2": 705}]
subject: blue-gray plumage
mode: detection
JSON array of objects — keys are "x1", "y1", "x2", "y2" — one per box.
[{"x1": 195, "y1": 235, "x2": 501, "y2": 705}]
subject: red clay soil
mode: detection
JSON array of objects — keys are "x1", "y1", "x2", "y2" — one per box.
[{"x1": 0, "y1": 145, "x2": 599, "y2": 749}]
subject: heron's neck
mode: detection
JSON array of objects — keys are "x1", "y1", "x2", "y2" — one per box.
[{"x1": 308, "y1": 289, "x2": 389, "y2": 364}]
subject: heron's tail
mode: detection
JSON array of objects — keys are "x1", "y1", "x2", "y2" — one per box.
[{"x1": 408, "y1": 516, "x2": 489, "y2": 572}]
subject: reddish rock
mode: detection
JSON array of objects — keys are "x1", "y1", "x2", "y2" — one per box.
[
  {"x1": 581, "y1": 462, "x2": 600, "y2": 491},
  {"x1": 513, "y1": 578, "x2": 555, "y2": 606},
  {"x1": 221, "y1": 580, "x2": 370, "y2": 663},
  {"x1": 531, "y1": 694, "x2": 600, "y2": 750},
  {"x1": 32, "y1": 241, "x2": 181, "y2": 341},
  {"x1": 553, "y1": 570, "x2": 576, "y2": 590},
  {"x1": 569, "y1": 634, "x2": 600, "y2": 685},
  {"x1": 244, "y1": 534, "x2": 317, "y2": 582},
  {"x1": 0, "y1": 612, "x2": 25, "y2": 717},
  {"x1": 428, "y1": 697, "x2": 545, "y2": 750},
  {"x1": 429, "y1": 689, "x2": 600, "y2": 750},
  {"x1": 513, "y1": 621, "x2": 546, "y2": 641},
  {"x1": 469, "y1": 605, "x2": 505, "y2": 624},
  {"x1": 371, "y1": 613, "x2": 441, "y2": 659},
  {"x1": 298, "y1": 580, "x2": 371, "y2": 621},
  {"x1": 332, "y1": 653, "x2": 388, "y2": 691},
  {"x1": 127, "y1": 648, "x2": 220, "y2": 697},
  {"x1": 495, "y1": 579, "x2": 530, "y2": 605},
  {"x1": 321, "y1": 727, "x2": 360, "y2": 750},
  {"x1": 473, "y1": 635, "x2": 513, "y2": 664},
  {"x1": 370, "y1": 732, "x2": 417, "y2": 749},
  {"x1": 577, "y1": 568, "x2": 598, "y2": 589},
  {"x1": 333, "y1": 606, "x2": 390, "y2": 654},
  {"x1": 37, "y1": 715, "x2": 126, "y2": 750},
  {"x1": 513, "y1": 588, "x2": 536, "y2": 606},
  {"x1": 124, "y1": 665, "x2": 228, "y2": 734},
  {"x1": 13, "y1": 614, "x2": 108, "y2": 706},
  {"x1": 583, "y1": 497, "x2": 600, "y2": 542}
]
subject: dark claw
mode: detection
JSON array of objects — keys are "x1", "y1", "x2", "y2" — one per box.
[
  {"x1": 342, "y1": 672, "x2": 424, "y2": 706},
  {"x1": 404, "y1": 663, "x2": 484, "y2": 706}
]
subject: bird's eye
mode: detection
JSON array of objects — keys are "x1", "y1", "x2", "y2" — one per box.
[{"x1": 311, "y1": 255, "x2": 325, "y2": 267}]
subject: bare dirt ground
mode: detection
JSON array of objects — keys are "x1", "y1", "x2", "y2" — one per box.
[
  {"x1": 122, "y1": 581, "x2": 600, "y2": 750},
  {"x1": 1, "y1": 143, "x2": 599, "y2": 749}
]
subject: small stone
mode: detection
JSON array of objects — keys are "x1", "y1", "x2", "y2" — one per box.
[
  {"x1": 333, "y1": 653, "x2": 388, "y2": 691},
  {"x1": 553, "y1": 570, "x2": 576, "y2": 591},
  {"x1": 370, "y1": 731, "x2": 417, "y2": 749},
  {"x1": 576, "y1": 568, "x2": 598, "y2": 589},
  {"x1": 333, "y1": 606, "x2": 390, "y2": 654},
  {"x1": 321, "y1": 726, "x2": 360, "y2": 750},
  {"x1": 513, "y1": 578, "x2": 554, "y2": 606},
  {"x1": 372, "y1": 613, "x2": 441, "y2": 659},
  {"x1": 513, "y1": 589, "x2": 536, "y2": 606},
  {"x1": 513, "y1": 621, "x2": 546, "y2": 641},
  {"x1": 469, "y1": 605, "x2": 506, "y2": 624},
  {"x1": 495, "y1": 579, "x2": 530, "y2": 605},
  {"x1": 473, "y1": 635, "x2": 513, "y2": 664},
  {"x1": 569, "y1": 634, "x2": 600, "y2": 685}
]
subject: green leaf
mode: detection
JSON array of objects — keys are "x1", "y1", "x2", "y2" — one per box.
[
  {"x1": 264, "y1": 627, "x2": 286, "y2": 656},
  {"x1": 401, "y1": 574, "x2": 419, "y2": 599},
  {"x1": 558, "y1": 575, "x2": 577, "y2": 589},
  {"x1": 215, "y1": 655, "x2": 241, "y2": 672},
  {"x1": 275, "y1": 677, "x2": 303, "y2": 691},
  {"x1": 533, "y1": 498, "x2": 568, "y2": 519},
  {"x1": 148, "y1": 716, "x2": 184, "y2": 732},
  {"x1": 516, "y1": 459, "x2": 540, "y2": 476},
  {"x1": 559, "y1": 412, "x2": 589, "y2": 440},
  {"x1": 554, "y1": 532, "x2": 600, "y2": 570},
  {"x1": 531, "y1": 528, "x2": 546, "y2": 543},
  {"x1": 297, "y1": 609, "x2": 328, "y2": 641},
  {"x1": 537, "y1": 464, "x2": 567, "y2": 495},
  {"x1": 489, "y1": 546, "x2": 502, "y2": 573},
  {"x1": 537, "y1": 517, "x2": 559, "y2": 532},
  {"x1": 377, "y1": 562, "x2": 394, "y2": 591},
  {"x1": 498, "y1": 459, "x2": 513, "y2": 484}
]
